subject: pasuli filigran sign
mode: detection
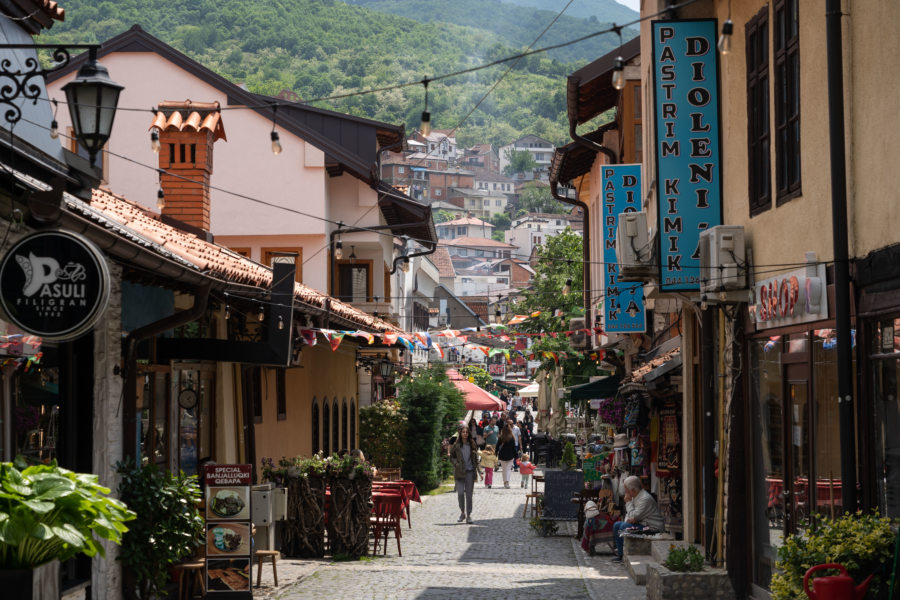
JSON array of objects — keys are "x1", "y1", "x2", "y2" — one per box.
[
  {"x1": 652, "y1": 20, "x2": 723, "y2": 291},
  {"x1": 0, "y1": 231, "x2": 110, "y2": 340}
]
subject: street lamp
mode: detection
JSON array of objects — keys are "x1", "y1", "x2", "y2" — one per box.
[
  {"x1": 379, "y1": 359, "x2": 393, "y2": 379},
  {"x1": 61, "y1": 48, "x2": 123, "y2": 167}
]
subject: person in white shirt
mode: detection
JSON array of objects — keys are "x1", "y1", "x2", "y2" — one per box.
[
  {"x1": 612, "y1": 475, "x2": 665, "y2": 562},
  {"x1": 511, "y1": 421, "x2": 521, "y2": 471}
]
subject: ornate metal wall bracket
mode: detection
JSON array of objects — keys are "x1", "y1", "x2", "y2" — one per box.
[{"x1": 0, "y1": 44, "x2": 97, "y2": 125}]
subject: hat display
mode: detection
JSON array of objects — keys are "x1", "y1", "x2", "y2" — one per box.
[
  {"x1": 613, "y1": 433, "x2": 629, "y2": 449},
  {"x1": 584, "y1": 500, "x2": 600, "y2": 520}
]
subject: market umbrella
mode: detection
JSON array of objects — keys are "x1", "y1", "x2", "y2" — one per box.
[
  {"x1": 447, "y1": 370, "x2": 506, "y2": 411},
  {"x1": 550, "y1": 366, "x2": 566, "y2": 437},
  {"x1": 519, "y1": 382, "x2": 540, "y2": 398}
]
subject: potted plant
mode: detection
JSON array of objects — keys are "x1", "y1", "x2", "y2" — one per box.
[
  {"x1": 561, "y1": 441, "x2": 577, "y2": 471},
  {"x1": 0, "y1": 456, "x2": 135, "y2": 600},
  {"x1": 325, "y1": 453, "x2": 374, "y2": 558},
  {"x1": 270, "y1": 455, "x2": 328, "y2": 558},
  {"x1": 115, "y1": 460, "x2": 204, "y2": 600}
]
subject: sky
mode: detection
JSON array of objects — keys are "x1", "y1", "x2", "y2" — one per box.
[{"x1": 617, "y1": 0, "x2": 640, "y2": 11}]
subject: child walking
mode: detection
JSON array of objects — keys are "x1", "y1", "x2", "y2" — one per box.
[
  {"x1": 518, "y1": 453, "x2": 535, "y2": 489},
  {"x1": 479, "y1": 445, "x2": 498, "y2": 488}
]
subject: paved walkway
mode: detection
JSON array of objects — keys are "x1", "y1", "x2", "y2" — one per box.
[{"x1": 254, "y1": 469, "x2": 644, "y2": 600}]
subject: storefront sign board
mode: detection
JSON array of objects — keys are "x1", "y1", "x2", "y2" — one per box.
[
  {"x1": 204, "y1": 464, "x2": 253, "y2": 597},
  {"x1": 602, "y1": 164, "x2": 646, "y2": 332},
  {"x1": 652, "y1": 20, "x2": 723, "y2": 291},
  {"x1": 751, "y1": 263, "x2": 828, "y2": 329},
  {"x1": 0, "y1": 231, "x2": 110, "y2": 340}
]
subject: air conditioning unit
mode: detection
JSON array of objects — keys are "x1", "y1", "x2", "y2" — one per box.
[
  {"x1": 699, "y1": 225, "x2": 746, "y2": 293},
  {"x1": 568, "y1": 318, "x2": 588, "y2": 349},
  {"x1": 616, "y1": 212, "x2": 656, "y2": 281}
]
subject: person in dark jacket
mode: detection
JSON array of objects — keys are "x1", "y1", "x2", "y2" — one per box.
[
  {"x1": 496, "y1": 423, "x2": 518, "y2": 488},
  {"x1": 448, "y1": 423, "x2": 483, "y2": 523}
]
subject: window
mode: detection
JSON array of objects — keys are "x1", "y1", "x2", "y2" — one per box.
[
  {"x1": 459, "y1": 249, "x2": 468, "y2": 256},
  {"x1": 342, "y1": 400, "x2": 348, "y2": 450},
  {"x1": 435, "y1": 188, "x2": 441, "y2": 196},
  {"x1": 484, "y1": 199, "x2": 490, "y2": 207},
  {"x1": 774, "y1": 0, "x2": 801, "y2": 201},
  {"x1": 496, "y1": 199, "x2": 502, "y2": 207},
  {"x1": 322, "y1": 399, "x2": 330, "y2": 455},
  {"x1": 332, "y1": 399, "x2": 339, "y2": 454},
  {"x1": 262, "y1": 248, "x2": 303, "y2": 283},
  {"x1": 350, "y1": 400, "x2": 356, "y2": 448},
  {"x1": 457, "y1": 227, "x2": 466, "y2": 236},
  {"x1": 311, "y1": 399, "x2": 320, "y2": 454},
  {"x1": 230, "y1": 247, "x2": 251, "y2": 258},
  {"x1": 276, "y1": 369, "x2": 286, "y2": 420},
  {"x1": 243, "y1": 366, "x2": 263, "y2": 424},
  {"x1": 747, "y1": 7, "x2": 771, "y2": 215},
  {"x1": 337, "y1": 262, "x2": 371, "y2": 302},
  {"x1": 398, "y1": 166, "x2": 405, "y2": 174}
]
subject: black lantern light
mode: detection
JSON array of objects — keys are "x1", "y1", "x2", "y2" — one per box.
[
  {"x1": 379, "y1": 359, "x2": 393, "y2": 379},
  {"x1": 61, "y1": 49, "x2": 123, "y2": 167}
]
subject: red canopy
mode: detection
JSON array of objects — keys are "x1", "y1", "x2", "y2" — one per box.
[{"x1": 447, "y1": 370, "x2": 507, "y2": 411}]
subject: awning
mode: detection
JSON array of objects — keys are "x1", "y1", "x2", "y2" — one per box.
[
  {"x1": 447, "y1": 369, "x2": 506, "y2": 411},
  {"x1": 567, "y1": 375, "x2": 621, "y2": 401},
  {"x1": 519, "y1": 382, "x2": 540, "y2": 398},
  {"x1": 376, "y1": 181, "x2": 438, "y2": 247}
]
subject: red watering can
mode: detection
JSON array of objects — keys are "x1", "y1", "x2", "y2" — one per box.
[{"x1": 803, "y1": 563, "x2": 873, "y2": 600}]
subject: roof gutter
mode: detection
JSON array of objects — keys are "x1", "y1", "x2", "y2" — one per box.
[{"x1": 551, "y1": 180, "x2": 592, "y2": 329}]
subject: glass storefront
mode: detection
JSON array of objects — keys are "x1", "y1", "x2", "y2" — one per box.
[{"x1": 870, "y1": 317, "x2": 900, "y2": 518}]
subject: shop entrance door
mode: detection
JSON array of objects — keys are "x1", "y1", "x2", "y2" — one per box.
[{"x1": 783, "y1": 371, "x2": 811, "y2": 532}]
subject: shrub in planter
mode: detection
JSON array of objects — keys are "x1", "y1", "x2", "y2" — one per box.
[
  {"x1": 359, "y1": 400, "x2": 407, "y2": 470},
  {"x1": 116, "y1": 460, "x2": 204, "y2": 600},
  {"x1": 561, "y1": 442, "x2": 577, "y2": 471},
  {"x1": 772, "y1": 511, "x2": 895, "y2": 600},
  {"x1": 325, "y1": 454, "x2": 374, "y2": 558},
  {"x1": 0, "y1": 456, "x2": 135, "y2": 569},
  {"x1": 664, "y1": 544, "x2": 705, "y2": 572},
  {"x1": 268, "y1": 456, "x2": 327, "y2": 558}
]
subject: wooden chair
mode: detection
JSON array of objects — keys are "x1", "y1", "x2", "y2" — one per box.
[
  {"x1": 255, "y1": 550, "x2": 279, "y2": 587},
  {"x1": 523, "y1": 493, "x2": 542, "y2": 519},
  {"x1": 173, "y1": 560, "x2": 205, "y2": 600},
  {"x1": 375, "y1": 467, "x2": 402, "y2": 482},
  {"x1": 370, "y1": 495, "x2": 403, "y2": 556},
  {"x1": 375, "y1": 482, "x2": 412, "y2": 528},
  {"x1": 532, "y1": 474, "x2": 545, "y2": 494}
]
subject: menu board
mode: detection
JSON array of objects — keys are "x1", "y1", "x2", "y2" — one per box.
[
  {"x1": 542, "y1": 470, "x2": 584, "y2": 520},
  {"x1": 204, "y1": 464, "x2": 253, "y2": 597}
]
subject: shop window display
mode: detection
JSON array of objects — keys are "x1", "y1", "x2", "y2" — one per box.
[{"x1": 871, "y1": 317, "x2": 900, "y2": 518}]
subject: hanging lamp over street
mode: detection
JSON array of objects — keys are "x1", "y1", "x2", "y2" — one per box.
[{"x1": 61, "y1": 48, "x2": 123, "y2": 167}]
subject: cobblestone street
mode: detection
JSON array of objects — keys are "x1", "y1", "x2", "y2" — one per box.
[{"x1": 254, "y1": 470, "x2": 644, "y2": 600}]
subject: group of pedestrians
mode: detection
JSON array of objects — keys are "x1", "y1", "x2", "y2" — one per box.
[{"x1": 447, "y1": 405, "x2": 537, "y2": 524}]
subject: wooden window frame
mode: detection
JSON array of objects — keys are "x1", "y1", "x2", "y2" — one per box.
[
  {"x1": 311, "y1": 398, "x2": 320, "y2": 454},
  {"x1": 230, "y1": 247, "x2": 252, "y2": 259},
  {"x1": 333, "y1": 259, "x2": 373, "y2": 302},
  {"x1": 747, "y1": 6, "x2": 772, "y2": 216},
  {"x1": 322, "y1": 399, "x2": 330, "y2": 456},
  {"x1": 331, "y1": 399, "x2": 339, "y2": 454},
  {"x1": 262, "y1": 247, "x2": 303, "y2": 283},
  {"x1": 774, "y1": 0, "x2": 802, "y2": 204}
]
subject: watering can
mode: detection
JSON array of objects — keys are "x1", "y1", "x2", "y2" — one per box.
[{"x1": 803, "y1": 563, "x2": 873, "y2": 600}]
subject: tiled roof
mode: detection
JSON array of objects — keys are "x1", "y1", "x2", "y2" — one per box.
[
  {"x1": 443, "y1": 237, "x2": 517, "y2": 248},
  {"x1": 150, "y1": 101, "x2": 226, "y2": 142},
  {"x1": 0, "y1": 0, "x2": 64, "y2": 32},
  {"x1": 431, "y1": 246, "x2": 456, "y2": 278},
  {"x1": 437, "y1": 217, "x2": 494, "y2": 228},
  {"x1": 73, "y1": 187, "x2": 396, "y2": 332}
]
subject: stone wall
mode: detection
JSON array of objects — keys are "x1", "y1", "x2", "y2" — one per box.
[{"x1": 646, "y1": 563, "x2": 735, "y2": 600}]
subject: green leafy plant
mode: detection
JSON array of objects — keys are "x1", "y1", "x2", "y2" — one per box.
[
  {"x1": 261, "y1": 455, "x2": 327, "y2": 486},
  {"x1": 324, "y1": 453, "x2": 374, "y2": 480},
  {"x1": 772, "y1": 511, "x2": 896, "y2": 600},
  {"x1": 663, "y1": 544, "x2": 705, "y2": 572},
  {"x1": 116, "y1": 460, "x2": 204, "y2": 600},
  {"x1": 561, "y1": 441, "x2": 577, "y2": 470},
  {"x1": 359, "y1": 400, "x2": 407, "y2": 469},
  {"x1": 0, "y1": 456, "x2": 135, "y2": 569}
]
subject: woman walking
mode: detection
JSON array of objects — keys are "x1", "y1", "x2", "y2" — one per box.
[
  {"x1": 495, "y1": 423, "x2": 518, "y2": 488},
  {"x1": 448, "y1": 422, "x2": 483, "y2": 523}
]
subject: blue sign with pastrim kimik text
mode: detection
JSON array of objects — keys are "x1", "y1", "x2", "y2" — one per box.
[{"x1": 602, "y1": 164, "x2": 645, "y2": 333}]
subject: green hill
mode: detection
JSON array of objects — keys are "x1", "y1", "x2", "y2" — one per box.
[{"x1": 43, "y1": 0, "x2": 632, "y2": 147}]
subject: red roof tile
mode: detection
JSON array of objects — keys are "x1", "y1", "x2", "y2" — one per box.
[
  {"x1": 431, "y1": 246, "x2": 455, "y2": 278},
  {"x1": 150, "y1": 101, "x2": 226, "y2": 142},
  {"x1": 84, "y1": 187, "x2": 395, "y2": 332},
  {"x1": 442, "y1": 237, "x2": 517, "y2": 248}
]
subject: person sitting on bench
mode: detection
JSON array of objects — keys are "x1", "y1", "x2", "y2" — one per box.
[{"x1": 612, "y1": 475, "x2": 665, "y2": 562}]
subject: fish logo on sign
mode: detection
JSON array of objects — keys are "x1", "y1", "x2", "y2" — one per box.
[{"x1": 15, "y1": 252, "x2": 87, "y2": 297}]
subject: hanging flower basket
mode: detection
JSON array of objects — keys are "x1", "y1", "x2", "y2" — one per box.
[{"x1": 598, "y1": 397, "x2": 626, "y2": 429}]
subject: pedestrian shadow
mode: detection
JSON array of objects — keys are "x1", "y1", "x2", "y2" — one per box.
[
  {"x1": 408, "y1": 577, "x2": 599, "y2": 599},
  {"x1": 456, "y1": 516, "x2": 577, "y2": 567}
]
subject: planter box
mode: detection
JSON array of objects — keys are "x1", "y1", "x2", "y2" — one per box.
[
  {"x1": 281, "y1": 475, "x2": 326, "y2": 558},
  {"x1": 646, "y1": 562, "x2": 735, "y2": 600},
  {"x1": 327, "y1": 477, "x2": 372, "y2": 558},
  {"x1": 0, "y1": 559, "x2": 60, "y2": 600}
]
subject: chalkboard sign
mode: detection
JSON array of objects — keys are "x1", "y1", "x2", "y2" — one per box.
[{"x1": 541, "y1": 470, "x2": 584, "y2": 520}]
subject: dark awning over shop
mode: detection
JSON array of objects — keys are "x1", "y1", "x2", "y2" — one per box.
[{"x1": 568, "y1": 375, "x2": 621, "y2": 401}]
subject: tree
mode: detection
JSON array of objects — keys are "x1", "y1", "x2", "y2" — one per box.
[
  {"x1": 503, "y1": 148, "x2": 537, "y2": 177},
  {"x1": 489, "y1": 212, "x2": 511, "y2": 230},
  {"x1": 434, "y1": 209, "x2": 457, "y2": 223},
  {"x1": 516, "y1": 183, "x2": 567, "y2": 215}
]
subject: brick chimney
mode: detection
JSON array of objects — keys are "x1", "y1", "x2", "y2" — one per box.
[{"x1": 150, "y1": 101, "x2": 226, "y2": 233}]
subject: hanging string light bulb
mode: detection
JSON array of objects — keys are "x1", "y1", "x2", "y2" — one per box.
[
  {"x1": 49, "y1": 99, "x2": 59, "y2": 139},
  {"x1": 611, "y1": 26, "x2": 626, "y2": 91},
  {"x1": 563, "y1": 277, "x2": 572, "y2": 296},
  {"x1": 225, "y1": 305, "x2": 231, "y2": 320},
  {"x1": 334, "y1": 238, "x2": 343, "y2": 260},
  {"x1": 270, "y1": 104, "x2": 282, "y2": 155},
  {"x1": 258, "y1": 304, "x2": 265, "y2": 321},
  {"x1": 718, "y1": 0, "x2": 734, "y2": 55},
  {"x1": 420, "y1": 78, "x2": 432, "y2": 137},
  {"x1": 150, "y1": 127, "x2": 160, "y2": 153},
  {"x1": 156, "y1": 169, "x2": 165, "y2": 210},
  {"x1": 277, "y1": 315, "x2": 285, "y2": 330}
]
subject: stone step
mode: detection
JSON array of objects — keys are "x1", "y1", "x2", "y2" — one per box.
[
  {"x1": 651, "y1": 539, "x2": 700, "y2": 564},
  {"x1": 625, "y1": 554, "x2": 650, "y2": 586}
]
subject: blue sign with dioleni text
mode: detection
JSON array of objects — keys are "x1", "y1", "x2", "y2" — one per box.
[
  {"x1": 652, "y1": 20, "x2": 723, "y2": 291},
  {"x1": 602, "y1": 164, "x2": 645, "y2": 333}
]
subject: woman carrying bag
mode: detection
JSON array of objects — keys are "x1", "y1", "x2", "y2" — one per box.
[{"x1": 496, "y1": 423, "x2": 518, "y2": 488}]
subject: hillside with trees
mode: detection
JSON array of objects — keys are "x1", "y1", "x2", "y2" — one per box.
[{"x1": 43, "y1": 0, "x2": 635, "y2": 146}]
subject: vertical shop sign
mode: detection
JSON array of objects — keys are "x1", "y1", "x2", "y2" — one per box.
[
  {"x1": 204, "y1": 464, "x2": 253, "y2": 597},
  {"x1": 652, "y1": 20, "x2": 723, "y2": 291},
  {"x1": 602, "y1": 164, "x2": 645, "y2": 333}
]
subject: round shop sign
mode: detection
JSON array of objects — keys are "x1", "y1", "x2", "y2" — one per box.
[{"x1": 0, "y1": 230, "x2": 110, "y2": 340}]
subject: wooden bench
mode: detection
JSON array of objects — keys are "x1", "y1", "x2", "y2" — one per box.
[{"x1": 523, "y1": 493, "x2": 542, "y2": 518}]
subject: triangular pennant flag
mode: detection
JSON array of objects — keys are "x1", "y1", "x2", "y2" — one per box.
[
  {"x1": 477, "y1": 345, "x2": 490, "y2": 356},
  {"x1": 398, "y1": 336, "x2": 416, "y2": 352},
  {"x1": 530, "y1": 311, "x2": 542, "y2": 318},
  {"x1": 414, "y1": 332, "x2": 432, "y2": 348},
  {"x1": 503, "y1": 350, "x2": 512, "y2": 365},
  {"x1": 300, "y1": 329, "x2": 317, "y2": 346},
  {"x1": 329, "y1": 332, "x2": 345, "y2": 351},
  {"x1": 382, "y1": 332, "x2": 399, "y2": 345},
  {"x1": 433, "y1": 343, "x2": 444, "y2": 359},
  {"x1": 351, "y1": 331, "x2": 374, "y2": 344},
  {"x1": 507, "y1": 315, "x2": 528, "y2": 326}
]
